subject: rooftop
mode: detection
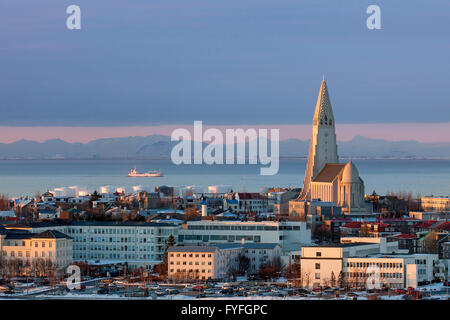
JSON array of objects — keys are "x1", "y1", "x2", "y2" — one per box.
[{"x1": 312, "y1": 164, "x2": 346, "y2": 183}]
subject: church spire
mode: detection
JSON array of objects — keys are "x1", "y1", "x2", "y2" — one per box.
[
  {"x1": 313, "y1": 79, "x2": 335, "y2": 127},
  {"x1": 297, "y1": 79, "x2": 339, "y2": 201}
]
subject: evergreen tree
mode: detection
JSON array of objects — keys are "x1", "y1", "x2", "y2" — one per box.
[{"x1": 337, "y1": 271, "x2": 345, "y2": 288}]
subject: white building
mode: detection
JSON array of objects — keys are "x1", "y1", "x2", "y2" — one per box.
[
  {"x1": 243, "y1": 243, "x2": 282, "y2": 274},
  {"x1": 346, "y1": 253, "x2": 439, "y2": 289},
  {"x1": 300, "y1": 241, "x2": 440, "y2": 289},
  {"x1": 340, "y1": 237, "x2": 405, "y2": 254},
  {"x1": 179, "y1": 220, "x2": 311, "y2": 249},
  {"x1": 4, "y1": 221, "x2": 178, "y2": 270},
  {"x1": 229, "y1": 193, "x2": 268, "y2": 214},
  {"x1": 301, "y1": 243, "x2": 384, "y2": 288}
]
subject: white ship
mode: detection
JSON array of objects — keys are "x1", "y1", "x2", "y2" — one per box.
[{"x1": 128, "y1": 167, "x2": 163, "y2": 177}]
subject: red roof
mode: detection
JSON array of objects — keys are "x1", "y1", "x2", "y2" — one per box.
[
  {"x1": 375, "y1": 223, "x2": 390, "y2": 232},
  {"x1": 237, "y1": 193, "x2": 264, "y2": 200},
  {"x1": 433, "y1": 221, "x2": 450, "y2": 231},
  {"x1": 392, "y1": 234, "x2": 417, "y2": 239},
  {"x1": 412, "y1": 220, "x2": 437, "y2": 228},
  {"x1": 341, "y1": 221, "x2": 362, "y2": 229}
]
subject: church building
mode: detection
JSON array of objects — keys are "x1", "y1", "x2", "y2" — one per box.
[{"x1": 291, "y1": 79, "x2": 368, "y2": 217}]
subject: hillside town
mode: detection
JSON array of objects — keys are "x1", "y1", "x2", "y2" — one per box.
[{"x1": 0, "y1": 81, "x2": 449, "y2": 300}]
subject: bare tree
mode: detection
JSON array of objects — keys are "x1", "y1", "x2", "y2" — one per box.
[
  {"x1": 237, "y1": 252, "x2": 250, "y2": 275},
  {"x1": 422, "y1": 231, "x2": 439, "y2": 254},
  {"x1": 303, "y1": 271, "x2": 311, "y2": 288}
]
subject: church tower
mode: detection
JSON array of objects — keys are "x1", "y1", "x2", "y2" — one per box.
[{"x1": 298, "y1": 79, "x2": 339, "y2": 200}]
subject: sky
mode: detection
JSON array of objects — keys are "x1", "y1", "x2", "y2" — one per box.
[{"x1": 0, "y1": 0, "x2": 449, "y2": 142}]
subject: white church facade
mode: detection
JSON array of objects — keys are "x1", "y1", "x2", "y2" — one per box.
[{"x1": 290, "y1": 79, "x2": 368, "y2": 218}]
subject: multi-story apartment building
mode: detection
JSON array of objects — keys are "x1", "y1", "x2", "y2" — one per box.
[
  {"x1": 167, "y1": 242, "x2": 282, "y2": 281},
  {"x1": 300, "y1": 241, "x2": 440, "y2": 289},
  {"x1": 167, "y1": 244, "x2": 241, "y2": 281},
  {"x1": 344, "y1": 253, "x2": 438, "y2": 289},
  {"x1": 301, "y1": 242, "x2": 383, "y2": 288},
  {"x1": 421, "y1": 196, "x2": 450, "y2": 212},
  {"x1": 65, "y1": 222, "x2": 178, "y2": 270},
  {"x1": 178, "y1": 220, "x2": 311, "y2": 249},
  {"x1": 0, "y1": 226, "x2": 72, "y2": 271},
  {"x1": 242, "y1": 243, "x2": 282, "y2": 274}
]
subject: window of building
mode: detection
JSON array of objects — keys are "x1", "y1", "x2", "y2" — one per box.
[
  {"x1": 315, "y1": 263, "x2": 320, "y2": 270},
  {"x1": 315, "y1": 273, "x2": 320, "y2": 279},
  {"x1": 316, "y1": 252, "x2": 321, "y2": 257}
]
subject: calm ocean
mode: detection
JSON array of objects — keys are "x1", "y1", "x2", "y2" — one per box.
[{"x1": 0, "y1": 159, "x2": 449, "y2": 197}]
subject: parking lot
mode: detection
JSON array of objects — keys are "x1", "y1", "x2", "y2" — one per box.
[{"x1": 1, "y1": 277, "x2": 449, "y2": 300}]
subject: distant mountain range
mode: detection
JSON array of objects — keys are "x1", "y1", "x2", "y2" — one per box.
[{"x1": 0, "y1": 135, "x2": 449, "y2": 160}]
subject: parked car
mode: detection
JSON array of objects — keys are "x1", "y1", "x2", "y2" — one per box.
[
  {"x1": 395, "y1": 288, "x2": 407, "y2": 294},
  {"x1": 155, "y1": 290, "x2": 166, "y2": 296},
  {"x1": 220, "y1": 287, "x2": 234, "y2": 294},
  {"x1": 296, "y1": 288, "x2": 309, "y2": 294},
  {"x1": 97, "y1": 288, "x2": 109, "y2": 294},
  {"x1": 165, "y1": 288, "x2": 179, "y2": 294}
]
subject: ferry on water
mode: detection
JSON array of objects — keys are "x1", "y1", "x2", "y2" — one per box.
[{"x1": 128, "y1": 167, "x2": 163, "y2": 177}]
